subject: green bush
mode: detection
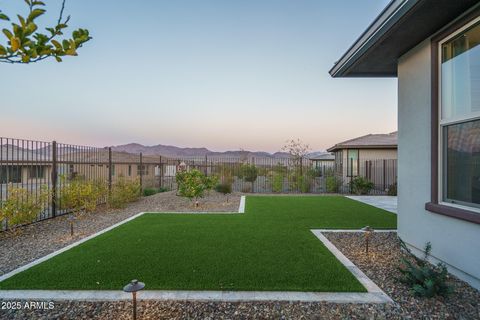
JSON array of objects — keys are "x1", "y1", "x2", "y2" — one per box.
[
  {"x1": 158, "y1": 187, "x2": 169, "y2": 193},
  {"x1": 349, "y1": 176, "x2": 374, "y2": 195},
  {"x1": 215, "y1": 183, "x2": 232, "y2": 195},
  {"x1": 398, "y1": 240, "x2": 452, "y2": 298},
  {"x1": 60, "y1": 177, "x2": 107, "y2": 213},
  {"x1": 0, "y1": 186, "x2": 50, "y2": 231},
  {"x1": 176, "y1": 169, "x2": 218, "y2": 202},
  {"x1": 143, "y1": 188, "x2": 158, "y2": 197},
  {"x1": 326, "y1": 175, "x2": 341, "y2": 193},
  {"x1": 298, "y1": 175, "x2": 311, "y2": 193},
  {"x1": 108, "y1": 177, "x2": 141, "y2": 209},
  {"x1": 272, "y1": 172, "x2": 284, "y2": 193},
  {"x1": 388, "y1": 182, "x2": 397, "y2": 196}
]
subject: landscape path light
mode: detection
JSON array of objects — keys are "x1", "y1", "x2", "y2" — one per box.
[
  {"x1": 123, "y1": 279, "x2": 145, "y2": 320},
  {"x1": 361, "y1": 226, "x2": 374, "y2": 255},
  {"x1": 68, "y1": 215, "x2": 76, "y2": 237}
]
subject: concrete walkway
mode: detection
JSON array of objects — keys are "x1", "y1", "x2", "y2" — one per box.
[{"x1": 346, "y1": 196, "x2": 397, "y2": 214}]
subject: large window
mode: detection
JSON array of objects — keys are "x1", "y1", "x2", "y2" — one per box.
[
  {"x1": 440, "y1": 18, "x2": 480, "y2": 211},
  {"x1": 347, "y1": 149, "x2": 359, "y2": 177}
]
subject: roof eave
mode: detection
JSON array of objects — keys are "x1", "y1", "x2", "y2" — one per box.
[{"x1": 329, "y1": 0, "x2": 419, "y2": 78}]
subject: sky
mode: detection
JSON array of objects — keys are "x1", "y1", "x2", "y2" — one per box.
[{"x1": 0, "y1": 0, "x2": 397, "y2": 153}]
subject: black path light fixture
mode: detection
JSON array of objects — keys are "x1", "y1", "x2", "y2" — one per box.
[
  {"x1": 68, "y1": 215, "x2": 76, "y2": 237},
  {"x1": 123, "y1": 279, "x2": 145, "y2": 320},
  {"x1": 361, "y1": 226, "x2": 374, "y2": 255}
]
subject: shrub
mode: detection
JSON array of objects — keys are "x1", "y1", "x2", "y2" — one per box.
[
  {"x1": 349, "y1": 176, "x2": 374, "y2": 195},
  {"x1": 60, "y1": 177, "x2": 107, "y2": 214},
  {"x1": 388, "y1": 182, "x2": 397, "y2": 196},
  {"x1": 272, "y1": 172, "x2": 284, "y2": 193},
  {"x1": 176, "y1": 169, "x2": 217, "y2": 203},
  {"x1": 215, "y1": 183, "x2": 232, "y2": 195},
  {"x1": 143, "y1": 188, "x2": 158, "y2": 197},
  {"x1": 0, "y1": 186, "x2": 50, "y2": 231},
  {"x1": 326, "y1": 175, "x2": 341, "y2": 193},
  {"x1": 108, "y1": 177, "x2": 141, "y2": 209},
  {"x1": 398, "y1": 240, "x2": 452, "y2": 298},
  {"x1": 298, "y1": 175, "x2": 311, "y2": 193},
  {"x1": 158, "y1": 187, "x2": 169, "y2": 193}
]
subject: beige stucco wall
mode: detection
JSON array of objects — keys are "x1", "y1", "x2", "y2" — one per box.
[{"x1": 398, "y1": 38, "x2": 480, "y2": 289}]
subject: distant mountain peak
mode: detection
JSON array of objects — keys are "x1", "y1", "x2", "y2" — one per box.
[{"x1": 109, "y1": 143, "x2": 293, "y2": 158}]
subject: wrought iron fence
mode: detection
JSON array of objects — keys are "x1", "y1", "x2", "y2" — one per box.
[{"x1": 0, "y1": 137, "x2": 397, "y2": 230}]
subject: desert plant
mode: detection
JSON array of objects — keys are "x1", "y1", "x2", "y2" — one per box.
[
  {"x1": 272, "y1": 172, "x2": 284, "y2": 193},
  {"x1": 215, "y1": 182, "x2": 232, "y2": 195},
  {"x1": 326, "y1": 175, "x2": 341, "y2": 193},
  {"x1": 215, "y1": 183, "x2": 232, "y2": 201},
  {"x1": 238, "y1": 163, "x2": 258, "y2": 192},
  {"x1": 143, "y1": 188, "x2": 158, "y2": 197},
  {"x1": 298, "y1": 175, "x2": 312, "y2": 193},
  {"x1": 108, "y1": 177, "x2": 141, "y2": 209},
  {"x1": 59, "y1": 176, "x2": 107, "y2": 214},
  {"x1": 388, "y1": 182, "x2": 397, "y2": 196},
  {"x1": 398, "y1": 239, "x2": 452, "y2": 298},
  {"x1": 176, "y1": 169, "x2": 217, "y2": 205},
  {"x1": 0, "y1": 185, "x2": 50, "y2": 231},
  {"x1": 349, "y1": 176, "x2": 374, "y2": 195}
]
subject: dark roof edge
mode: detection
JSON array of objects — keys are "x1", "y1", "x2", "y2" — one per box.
[{"x1": 329, "y1": 0, "x2": 419, "y2": 78}]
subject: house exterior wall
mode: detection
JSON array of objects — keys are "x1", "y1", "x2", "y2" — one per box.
[
  {"x1": 398, "y1": 38, "x2": 480, "y2": 289},
  {"x1": 334, "y1": 148, "x2": 397, "y2": 191}
]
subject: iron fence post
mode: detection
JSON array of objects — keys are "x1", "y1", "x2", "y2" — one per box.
[
  {"x1": 108, "y1": 147, "x2": 112, "y2": 193},
  {"x1": 159, "y1": 156, "x2": 162, "y2": 189},
  {"x1": 51, "y1": 140, "x2": 57, "y2": 217},
  {"x1": 139, "y1": 152, "x2": 143, "y2": 192}
]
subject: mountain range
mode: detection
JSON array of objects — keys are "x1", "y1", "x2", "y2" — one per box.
[{"x1": 109, "y1": 143, "x2": 293, "y2": 158}]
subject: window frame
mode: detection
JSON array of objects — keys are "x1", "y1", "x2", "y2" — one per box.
[{"x1": 426, "y1": 8, "x2": 480, "y2": 224}]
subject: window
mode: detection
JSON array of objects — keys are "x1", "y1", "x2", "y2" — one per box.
[
  {"x1": 334, "y1": 150, "x2": 343, "y2": 175},
  {"x1": 128, "y1": 165, "x2": 132, "y2": 176},
  {"x1": 347, "y1": 149, "x2": 359, "y2": 177},
  {"x1": 28, "y1": 166, "x2": 45, "y2": 179},
  {"x1": 439, "y1": 18, "x2": 480, "y2": 211},
  {"x1": 0, "y1": 166, "x2": 22, "y2": 183}
]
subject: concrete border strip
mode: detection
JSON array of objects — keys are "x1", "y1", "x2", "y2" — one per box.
[{"x1": 311, "y1": 229, "x2": 394, "y2": 303}]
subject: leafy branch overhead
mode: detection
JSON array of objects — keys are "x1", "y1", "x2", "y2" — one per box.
[{"x1": 0, "y1": 0, "x2": 91, "y2": 63}]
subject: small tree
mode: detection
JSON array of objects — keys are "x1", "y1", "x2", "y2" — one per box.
[
  {"x1": 176, "y1": 169, "x2": 217, "y2": 206},
  {"x1": 282, "y1": 138, "x2": 310, "y2": 192},
  {"x1": 238, "y1": 163, "x2": 258, "y2": 193},
  {"x1": 0, "y1": 0, "x2": 91, "y2": 64}
]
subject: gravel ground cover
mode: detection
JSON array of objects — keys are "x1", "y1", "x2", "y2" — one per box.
[
  {"x1": 3, "y1": 231, "x2": 479, "y2": 319},
  {"x1": 0, "y1": 191, "x2": 241, "y2": 276}
]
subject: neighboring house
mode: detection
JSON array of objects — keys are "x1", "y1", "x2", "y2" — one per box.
[
  {"x1": 307, "y1": 152, "x2": 335, "y2": 173},
  {"x1": 330, "y1": 0, "x2": 480, "y2": 289},
  {"x1": 327, "y1": 132, "x2": 397, "y2": 191},
  {"x1": 0, "y1": 145, "x2": 51, "y2": 186}
]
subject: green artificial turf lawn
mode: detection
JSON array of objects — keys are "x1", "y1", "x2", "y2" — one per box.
[{"x1": 0, "y1": 196, "x2": 396, "y2": 292}]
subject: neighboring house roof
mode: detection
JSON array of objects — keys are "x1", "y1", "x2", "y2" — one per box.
[
  {"x1": 329, "y1": 0, "x2": 479, "y2": 77},
  {"x1": 307, "y1": 153, "x2": 335, "y2": 161},
  {"x1": 327, "y1": 132, "x2": 398, "y2": 152},
  {"x1": 0, "y1": 145, "x2": 51, "y2": 161}
]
